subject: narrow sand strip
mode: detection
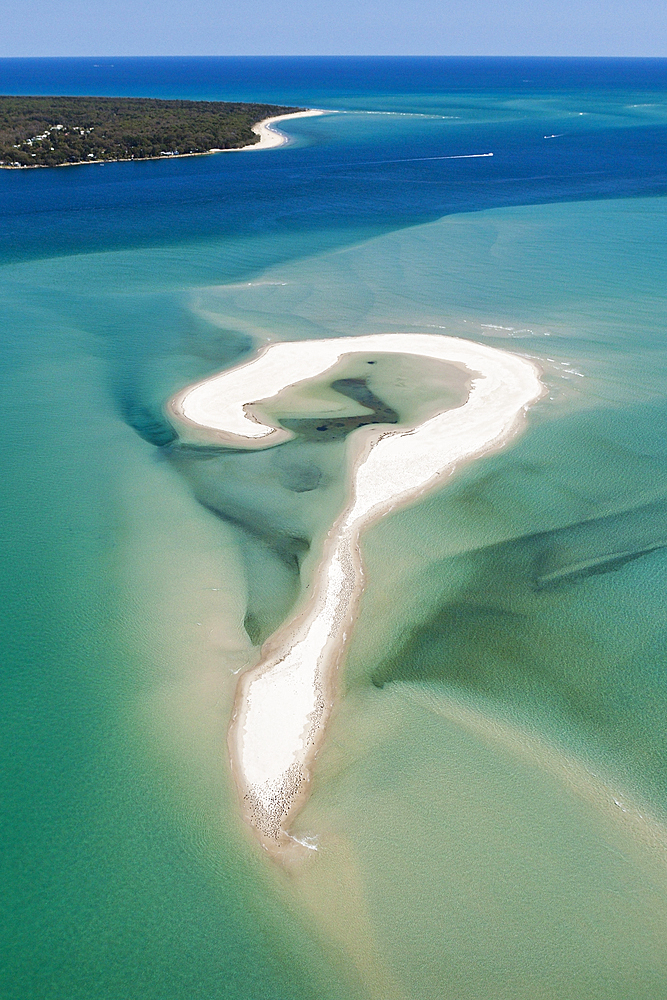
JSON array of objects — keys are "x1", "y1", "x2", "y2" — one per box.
[
  {"x1": 169, "y1": 334, "x2": 544, "y2": 850},
  {"x1": 214, "y1": 109, "x2": 328, "y2": 153}
]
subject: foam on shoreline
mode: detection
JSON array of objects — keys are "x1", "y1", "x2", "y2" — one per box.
[{"x1": 168, "y1": 334, "x2": 545, "y2": 852}]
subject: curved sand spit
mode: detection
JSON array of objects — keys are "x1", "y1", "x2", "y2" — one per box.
[
  {"x1": 169, "y1": 334, "x2": 544, "y2": 849},
  {"x1": 219, "y1": 109, "x2": 328, "y2": 152}
]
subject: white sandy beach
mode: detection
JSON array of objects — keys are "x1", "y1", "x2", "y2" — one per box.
[
  {"x1": 215, "y1": 109, "x2": 328, "y2": 153},
  {"x1": 169, "y1": 334, "x2": 544, "y2": 849},
  {"x1": 1, "y1": 109, "x2": 328, "y2": 170}
]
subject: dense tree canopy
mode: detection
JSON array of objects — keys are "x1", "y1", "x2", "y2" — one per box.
[{"x1": 0, "y1": 96, "x2": 303, "y2": 167}]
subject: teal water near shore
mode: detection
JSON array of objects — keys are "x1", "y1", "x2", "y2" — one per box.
[{"x1": 3, "y1": 58, "x2": 667, "y2": 1000}]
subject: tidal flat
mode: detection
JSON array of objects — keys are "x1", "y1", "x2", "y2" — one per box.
[{"x1": 2, "y1": 56, "x2": 667, "y2": 1000}]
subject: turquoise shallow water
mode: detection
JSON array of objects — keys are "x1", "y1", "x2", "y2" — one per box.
[{"x1": 2, "y1": 58, "x2": 667, "y2": 999}]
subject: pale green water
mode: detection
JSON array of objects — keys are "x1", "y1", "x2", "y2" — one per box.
[
  {"x1": 4, "y1": 54, "x2": 667, "y2": 1000},
  {"x1": 233, "y1": 197, "x2": 667, "y2": 996},
  {"x1": 3, "y1": 194, "x2": 667, "y2": 998},
  {"x1": 295, "y1": 684, "x2": 667, "y2": 999}
]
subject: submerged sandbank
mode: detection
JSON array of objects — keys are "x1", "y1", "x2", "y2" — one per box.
[{"x1": 169, "y1": 334, "x2": 544, "y2": 851}]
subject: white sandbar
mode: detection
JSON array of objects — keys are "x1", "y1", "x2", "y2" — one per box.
[{"x1": 169, "y1": 334, "x2": 544, "y2": 847}]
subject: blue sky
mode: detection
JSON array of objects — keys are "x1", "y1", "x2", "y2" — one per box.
[{"x1": 2, "y1": 0, "x2": 666, "y2": 57}]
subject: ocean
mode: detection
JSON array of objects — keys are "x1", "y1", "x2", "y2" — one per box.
[{"x1": 1, "y1": 57, "x2": 667, "y2": 999}]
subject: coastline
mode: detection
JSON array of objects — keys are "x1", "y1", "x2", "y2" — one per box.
[
  {"x1": 0, "y1": 108, "x2": 328, "y2": 169},
  {"x1": 168, "y1": 334, "x2": 545, "y2": 856},
  {"x1": 224, "y1": 108, "x2": 328, "y2": 152}
]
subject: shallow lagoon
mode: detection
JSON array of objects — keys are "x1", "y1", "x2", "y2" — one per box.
[{"x1": 2, "y1": 57, "x2": 667, "y2": 1000}]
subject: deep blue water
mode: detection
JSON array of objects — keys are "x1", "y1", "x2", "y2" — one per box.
[
  {"x1": 3, "y1": 55, "x2": 667, "y2": 100},
  {"x1": 3, "y1": 58, "x2": 667, "y2": 1000},
  {"x1": 1, "y1": 57, "x2": 667, "y2": 265}
]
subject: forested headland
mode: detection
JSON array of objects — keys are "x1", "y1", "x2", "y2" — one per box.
[{"x1": 0, "y1": 96, "x2": 303, "y2": 167}]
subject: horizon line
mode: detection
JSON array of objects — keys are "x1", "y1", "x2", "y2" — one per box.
[{"x1": 2, "y1": 54, "x2": 667, "y2": 61}]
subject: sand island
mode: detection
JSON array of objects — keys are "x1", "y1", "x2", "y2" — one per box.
[
  {"x1": 0, "y1": 96, "x2": 324, "y2": 167},
  {"x1": 169, "y1": 334, "x2": 544, "y2": 852}
]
